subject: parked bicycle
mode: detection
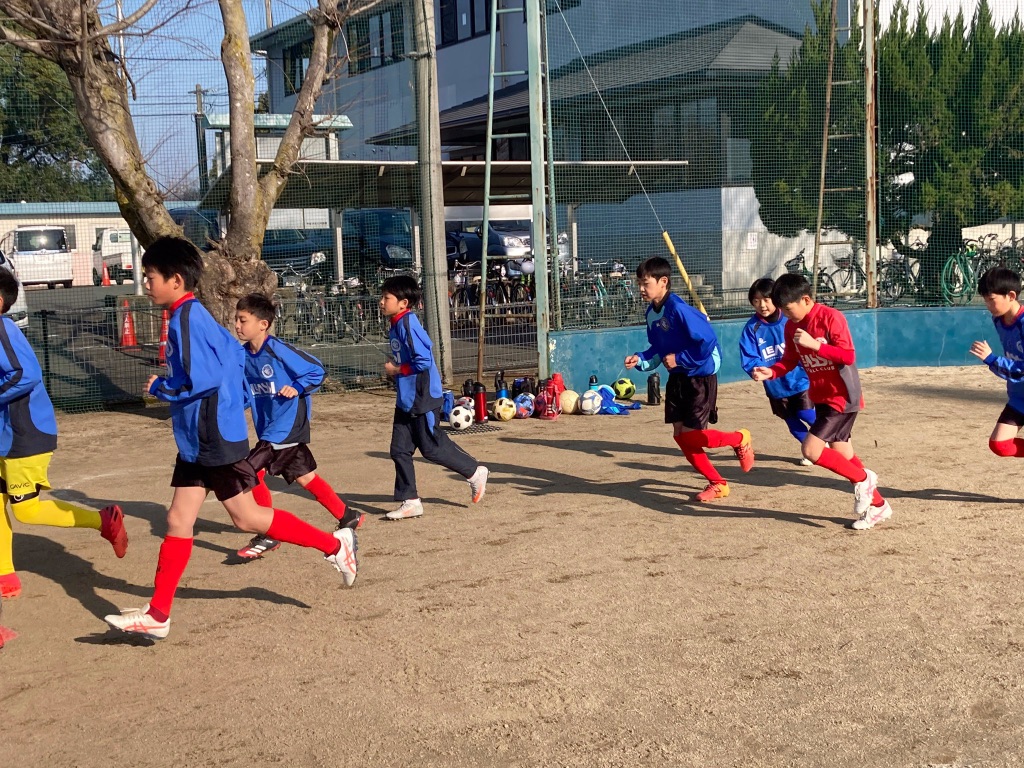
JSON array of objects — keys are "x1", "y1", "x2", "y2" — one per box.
[
  {"x1": 784, "y1": 250, "x2": 837, "y2": 306},
  {"x1": 275, "y1": 264, "x2": 328, "y2": 343},
  {"x1": 828, "y1": 251, "x2": 869, "y2": 299}
]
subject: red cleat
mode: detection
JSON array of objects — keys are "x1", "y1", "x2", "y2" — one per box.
[
  {"x1": 0, "y1": 572, "x2": 21, "y2": 599},
  {"x1": 734, "y1": 429, "x2": 755, "y2": 472},
  {"x1": 0, "y1": 625, "x2": 17, "y2": 648},
  {"x1": 100, "y1": 505, "x2": 128, "y2": 558},
  {"x1": 695, "y1": 482, "x2": 730, "y2": 502}
]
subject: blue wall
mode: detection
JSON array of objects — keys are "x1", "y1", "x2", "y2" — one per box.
[{"x1": 548, "y1": 307, "x2": 994, "y2": 393}]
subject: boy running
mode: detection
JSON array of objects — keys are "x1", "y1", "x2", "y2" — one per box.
[
  {"x1": 970, "y1": 267, "x2": 1024, "y2": 459},
  {"x1": 380, "y1": 275, "x2": 488, "y2": 520},
  {"x1": 739, "y1": 278, "x2": 815, "y2": 465},
  {"x1": 103, "y1": 237, "x2": 357, "y2": 640},
  {"x1": 233, "y1": 293, "x2": 363, "y2": 559},
  {"x1": 752, "y1": 273, "x2": 892, "y2": 529},
  {"x1": 624, "y1": 257, "x2": 754, "y2": 502},
  {"x1": 0, "y1": 266, "x2": 126, "y2": 603}
]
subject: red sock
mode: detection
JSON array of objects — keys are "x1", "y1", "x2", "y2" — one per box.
[
  {"x1": 252, "y1": 470, "x2": 273, "y2": 508},
  {"x1": 303, "y1": 475, "x2": 347, "y2": 521},
  {"x1": 990, "y1": 439, "x2": 1024, "y2": 457},
  {"x1": 265, "y1": 509, "x2": 339, "y2": 556},
  {"x1": 674, "y1": 433, "x2": 726, "y2": 484},
  {"x1": 814, "y1": 447, "x2": 868, "y2": 483},
  {"x1": 149, "y1": 536, "x2": 193, "y2": 621},
  {"x1": 677, "y1": 429, "x2": 743, "y2": 450}
]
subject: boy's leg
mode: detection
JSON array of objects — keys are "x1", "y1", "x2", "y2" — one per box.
[
  {"x1": 0, "y1": 494, "x2": 19, "y2": 599},
  {"x1": 988, "y1": 417, "x2": 1024, "y2": 456},
  {"x1": 673, "y1": 424, "x2": 729, "y2": 499},
  {"x1": 297, "y1": 472, "x2": 363, "y2": 529},
  {"x1": 390, "y1": 409, "x2": 420, "y2": 501},
  {"x1": 412, "y1": 411, "x2": 488, "y2": 503},
  {"x1": 804, "y1": 411, "x2": 886, "y2": 519},
  {"x1": 236, "y1": 469, "x2": 283, "y2": 560}
]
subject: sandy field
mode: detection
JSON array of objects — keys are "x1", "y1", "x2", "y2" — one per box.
[{"x1": 1, "y1": 365, "x2": 1022, "y2": 767}]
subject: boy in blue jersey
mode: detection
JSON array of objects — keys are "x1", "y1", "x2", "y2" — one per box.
[
  {"x1": 380, "y1": 275, "x2": 488, "y2": 520},
  {"x1": 625, "y1": 257, "x2": 754, "y2": 502},
  {"x1": 103, "y1": 236, "x2": 357, "y2": 640},
  {"x1": 739, "y1": 278, "x2": 816, "y2": 465},
  {"x1": 0, "y1": 268, "x2": 127, "y2": 603},
  {"x1": 971, "y1": 267, "x2": 1024, "y2": 459},
  {"x1": 232, "y1": 293, "x2": 363, "y2": 559}
]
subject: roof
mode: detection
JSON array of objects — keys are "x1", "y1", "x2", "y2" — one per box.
[
  {"x1": 202, "y1": 113, "x2": 352, "y2": 131},
  {"x1": 370, "y1": 15, "x2": 801, "y2": 146},
  {"x1": 0, "y1": 201, "x2": 199, "y2": 216}
]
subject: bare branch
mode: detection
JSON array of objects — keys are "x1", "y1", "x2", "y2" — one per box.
[
  {"x1": 0, "y1": 23, "x2": 48, "y2": 57},
  {"x1": 90, "y1": 0, "x2": 174, "y2": 41}
]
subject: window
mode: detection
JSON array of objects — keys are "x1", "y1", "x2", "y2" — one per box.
[
  {"x1": 438, "y1": 0, "x2": 488, "y2": 47},
  {"x1": 347, "y1": 4, "x2": 405, "y2": 75},
  {"x1": 284, "y1": 41, "x2": 311, "y2": 95}
]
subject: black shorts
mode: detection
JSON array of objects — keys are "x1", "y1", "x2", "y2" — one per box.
[
  {"x1": 246, "y1": 440, "x2": 317, "y2": 484},
  {"x1": 171, "y1": 456, "x2": 258, "y2": 502},
  {"x1": 997, "y1": 404, "x2": 1024, "y2": 427},
  {"x1": 665, "y1": 372, "x2": 718, "y2": 428},
  {"x1": 769, "y1": 391, "x2": 814, "y2": 420},
  {"x1": 808, "y1": 404, "x2": 858, "y2": 444}
]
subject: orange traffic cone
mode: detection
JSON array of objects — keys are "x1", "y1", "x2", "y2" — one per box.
[
  {"x1": 101, "y1": 262, "x2": 111, "y2": 287},
  {"x1": 158, "y1": 310, "x2": 169, "y2": 363},
  {"x1": 119, "y1": 299, "x2": 139, "y2": 349}
]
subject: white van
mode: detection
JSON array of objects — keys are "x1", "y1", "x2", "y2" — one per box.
[
  {"x1": 92, "y1": 227, "x2": 135, "y2": 284},
  {"x1": 0, "y1": 251, "x2": 30, "y2": 328},
  {"x1": 0, "y1": 225, "x2": 74, "y2": 289}
]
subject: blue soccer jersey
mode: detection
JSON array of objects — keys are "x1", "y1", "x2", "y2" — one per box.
[
  {"x1": 0, "y1": 316, "x2": 57, "y2": 458},
  {"x1": 148, "y1": 294, "x2": 249, "y2": 466},
  {"x1": 389, "y1": 310, "x2": 443, "y2": 415},
  {"x1": 738, "y1": 312, "x2": 810, "y2": 399},
  {"x1": 245, "y1": 335, "x2": 325, "y2": 445},
  {"x1": 633, "y1": 293, "x2": 721, "y2": 377},
  {"x1": 985, "y1": 308, "x2": 1024, "y2": 413}
]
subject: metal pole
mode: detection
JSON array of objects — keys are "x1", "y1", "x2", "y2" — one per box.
[
  {"x1": 193, "y1": 84, "x2": 210, "y2": 196},
  {"x1": 541, "y1": 7, "x2": 560, "y2": 331},
  {"x1": 526, "y1": 0, "x2": 550, "y2": 378},
  {"x1": 864, "y1": 0, "x2": 878, "y2": 308},
  {"x1": 131, "y1": 233, "x2": 143, "y2": 296},
  {"x1": 812, "y1": 0, "x2": 839, "y2": 301},
  {"x1": 412, "y1": 0, "x2": 453, "y2": 383},
  {"x1": 476, "y1": 0, "x2": 501, "y2": 383}
]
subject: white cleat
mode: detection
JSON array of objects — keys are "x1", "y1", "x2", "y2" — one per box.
[
  {"x1": 468, "y1": 466, "x2": 489, "y2": 503},
  {"x1": 799, "y1": 457, "x2": 814, "y2": 466},
  {"x1": 852, "y1": 500, "x2": 893, "y2": 531},
  {"x1": 385, "y1": 498, "x2": 424, "y2": 521},
  {"x1": 103, "y1": 603, "x2": 170, "y2": 640},
  {"x1": 325, "y1": 528, "x2": 358, "y2": 587},
  {"x1": 852, "y1": 469, "x2": 878, "y2": 516}
]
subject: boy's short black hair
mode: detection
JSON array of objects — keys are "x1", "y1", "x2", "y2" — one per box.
[
  {"x1": 748, "y1": 277, "x2": 775, "y2": 304},
  {"x1": 236, "y1": 293, "x2": 276, "y2": 325},
  {"x1": 978, "y1": 266, "x2": 1022, "y2": 297},
  {"x1": 141, "y1": 235, "x2": 205, "y2": 291},
  {"x1": 380, "y1": 274, "x2": 421, "y2": 306},
  {"x1": 771, "y1": 272, "x2": 813, "y2": 307},
  {"x1": 635, "y1": 256, "x2": 673, "y2": 283},
  {"x1": 0, "y1": 268, "x2": 18, "y2": 315}
]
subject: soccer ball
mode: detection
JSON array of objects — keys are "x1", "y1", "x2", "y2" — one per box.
[
  {"x1": 580, "y1": 389, "x2": 602, "y2": 415},
  {"x1": 492, "y1": 397, "x2": 516, "y2": 421},
  {"x1": 560, "y1": 389, "x2": 580, "y2": 414},
  {"x1": 513, "y1": 393, "x2": 535, "y2": 418},
  {"x1": 613, "y1": 378, "x2": 636, "y2": 400},
  {"x1": 449, "y1": 405, "x2": 474, "y2": 430},
  {"x1": 455, "y1": 396, "x2": 475, "y2": 412}
]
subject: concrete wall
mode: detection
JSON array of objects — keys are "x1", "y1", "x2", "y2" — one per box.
[{"x1": 548, "y1": 306, "x2": 993, "y2": 395}]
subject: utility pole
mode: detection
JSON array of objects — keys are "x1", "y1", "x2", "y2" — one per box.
[
  {"x1": 526, "y1": 0, "x2": 550, "y2": 377},
  {"x1": 192, "y1": 84, "x2": 210, "y2": 196},
  {"x1": 265, "y1": 0, "x2": 273, "y2": 28},
  {"x1": 863, "y1": 0, "x2": 878, "y2": 308},
  {"x1": 410, "y1": 0, "x2": 453, "y2": 383}
]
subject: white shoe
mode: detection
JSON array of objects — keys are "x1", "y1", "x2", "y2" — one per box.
[
  {"x1": 386, "y1": 498, "x2": 424, "y2": 520},
  {"x1": 799, "y1": 457, "x2": 814, "y2": 466},
  {"x1": 325, "y1": 528, "x2": 358, "y2": 587},
  {"x1": 852, "y1": 500, "x2": 893, "y2": 530},
  {"x1": 852, "y1": 469, "x2": 878, "y2": 516},
  {"x1": 468, "y1": 466, "x2": 489, "y2": 503},
  {"x1": 104, "y1": 603, "x2": 171, "y2": 640}
]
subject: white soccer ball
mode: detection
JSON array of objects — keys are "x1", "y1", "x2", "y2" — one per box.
[
  {"x1": 492, "y1": 397, "x2": 516, "y2": 421},
  {"x1": 449, "y1": 405, "x2": 474, "y2": 430},
  {"x1": 580, "y1": 389, "x2": 602, "y2": 415}
]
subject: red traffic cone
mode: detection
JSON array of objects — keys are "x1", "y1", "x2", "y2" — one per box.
[
  {"x1": 101, "y1": 262, "x2": 112, "y2": 287},
  {"x1": 119, "y1": 299, "x2": 139, "y2": 349},
  {"x1": 158, "y1": 310, "x2": 169, "y2": 363}
]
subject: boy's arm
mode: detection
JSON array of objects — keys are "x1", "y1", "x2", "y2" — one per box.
[
  {"x1": 276, "y1": 341, "x2": 326, "y2": 394},
  {"x1": 149, "y1": 316, "x2": 223, "y2": 402},
  {"x1": 808, "y1": 311, "x2": 855, "y2": 366},
  {"x1": 982, "y1": 350, "x2": 1024, "y2": 381},
  {"x1": 396, "y1": 315, "x2": 434, "y2": 376},
  {"x1": 0, "y1": 325, "x2": 42, "y2": 404},
  {"x1": 670, "y1": 303, "x2": 717, "y2": 370},
  {"x1": 738, "y1": 322, "x2": 762, "y2": 376},
  {"x1": 767, "y1": 326, "x2": 799, "y2": 378}
]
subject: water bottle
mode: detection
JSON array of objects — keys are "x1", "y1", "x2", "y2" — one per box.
[
  {"x1": 588, "y1": 375, "x2": 598, "y2": 391},
  {"x1": 523, "y1": 377, "x2": 535, "y2": 396},
  {"x1": 511, "y1": 377, "x2": 525, "y2": 399},
  {"x1": 462, "y1": 379, "x2": 474, "y2": 398},
  {"x1": 494, "y1": 370, "x2": 508, "y2": 400},
  {"x1": 472, "y1": 381, "x2": 488, "y2": 423},
  {"x1": 647, "y1": 373, "x2": 661, "y2": 405}
]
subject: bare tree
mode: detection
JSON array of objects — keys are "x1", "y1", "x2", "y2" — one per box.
[{"x1": 0, "y1": 0, "x2": 377, "y2": 322}]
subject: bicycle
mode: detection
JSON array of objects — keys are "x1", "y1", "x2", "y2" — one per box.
[
  {"x1": 878, "y1": 248, "x2": 924, "y2": 306},
  {"x1": 828, "y1": 251, "x2": 869, "y2": 299},
  {"x1": 275, "y1": 264, "x2": 327, "y2": 343},
  {"x1": 784, "y1": 250, "x2": 837, "y2": 307}
]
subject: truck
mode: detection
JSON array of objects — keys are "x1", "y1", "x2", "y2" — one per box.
[{"x1": 92, "y1": 227, "x2": 136, "y2": 284}]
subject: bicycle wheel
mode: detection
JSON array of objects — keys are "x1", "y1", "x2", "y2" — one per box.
[
  {"x1": 815, "y1": 272, "x2": 838, "y2": 307},
  {"x1": 878, "y1": 263, "x2": 907, "y2": 306},
  {"x1": 941, "y1": 254, "x2": 973, "y2": 306},
  {"x1": 309, "y1": 302, "x2": 326, "y2": 343}
]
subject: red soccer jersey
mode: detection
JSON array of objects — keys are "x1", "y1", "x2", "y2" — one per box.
[{"x1": 769, "y1": 302, "x2": 863, "y2": 413}]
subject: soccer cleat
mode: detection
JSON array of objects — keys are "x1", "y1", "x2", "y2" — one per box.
[
  {"x1": 0, "y1": 625, "x2": 17, "y2": 649},
  {"x1": 385, "y1": 498, "x2": 424, "y2": 520},
  {"x1": 0, "y1": 572, "x2": 21, "y2": 599},
  {"x1": 851, "y1": 500, "x2": 893, "y2": 531},
  {"x1": 852, "y1": 469, "x2": 879, "y2": 516},
  {"x1": 99, "y1": 505, "x2": 128, "y2": 558},
  {"x1": 104, "y1": 603, "x2": 171, "y2": 640},
  {"x1": 236, "y1": 535, "x2": 282, "y2": 560},
  {"x1": 468, "y1": 465, "x2": 489, "y2": 503},
  {"x1": 734, "y1": 429, "x2": 755, "y2": 472},
  {"x1": 325, "y1": 528, "x2": 358, "y2": 587},
  {"x1": 799, "y1": 457, "x2": 814, "y2": 466},
  {"x1": 338, "y1": 510, "x2": 365, "y2": 530},
  {"x1": 695, "y1": 482, "x2": 730, "y2": 502}
]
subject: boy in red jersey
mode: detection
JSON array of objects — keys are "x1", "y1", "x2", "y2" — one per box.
[{"x1": 752, "y1": 273, "x2": 892, "y2": 529}]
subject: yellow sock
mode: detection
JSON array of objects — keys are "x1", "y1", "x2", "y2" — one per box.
[
  {"x1": 0, "y1": 496, "x2": 13, "y2": 576},
  {"x1": 10, "y1": 497, "x2": 101, "y2": 530}
]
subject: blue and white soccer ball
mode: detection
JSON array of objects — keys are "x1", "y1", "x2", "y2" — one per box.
[
  {"x1": 513, "y1": 392, "x2": 535, "y2": 418},
  {"x1": 449, "y1": 405, "x2": 474, "y2": 430},
  {"x1": 580, "y1": 389, "x2": 602, "y2": 415}
]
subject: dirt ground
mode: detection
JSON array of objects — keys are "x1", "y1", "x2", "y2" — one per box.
[{"x1": 1, "y1": 365, "x2": 1023, "y2": 767}]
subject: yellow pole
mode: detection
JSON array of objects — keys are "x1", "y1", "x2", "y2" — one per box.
[{"x1": 662, "y1": 231, "x2": 707, "y2": 316}]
